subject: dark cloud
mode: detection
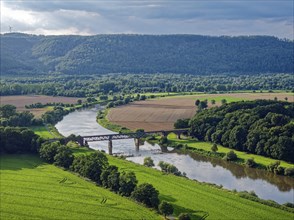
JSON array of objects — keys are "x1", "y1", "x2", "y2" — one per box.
[{"x1": 1, "y1": 0, "x2": 293, "y2": 38}]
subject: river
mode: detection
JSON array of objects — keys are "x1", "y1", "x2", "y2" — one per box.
[{"x1": 55, "y1": 108, "x2": 294, "y2": 204}]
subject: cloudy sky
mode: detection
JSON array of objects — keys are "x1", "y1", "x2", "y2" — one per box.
[{"x1": 1, "y1": 0, "x2": 293, "y2": 39}]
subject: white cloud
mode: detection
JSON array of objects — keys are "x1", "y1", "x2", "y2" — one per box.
[{"x1": 0, "y1": 0, "x2": 293, "y2": 39}]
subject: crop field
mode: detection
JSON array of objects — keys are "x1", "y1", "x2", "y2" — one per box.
[
  {"x1": 107, "y1": 155, "x2": 293, "y2": 220},
  {"x1": 107, "y1": 92, "x2": 293, "y2": 131},
  {"x1": 0, "y1": 154, "x2": 159, "y2": 220},
  {"x1": 0, "y1": 95, "x2": 82, "y2": 117}
]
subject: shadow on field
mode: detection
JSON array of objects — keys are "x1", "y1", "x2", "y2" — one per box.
[
  {"x1": 170, "y1": 203, "x2": 210, "y2": 220},
  {"x1": 0, "y1": 154, "x2": 45, "y2": 171}
]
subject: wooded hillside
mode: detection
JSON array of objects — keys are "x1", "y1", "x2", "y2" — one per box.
[{"x1": 1, "y1": 33, "x2": 293, "y2": 75}]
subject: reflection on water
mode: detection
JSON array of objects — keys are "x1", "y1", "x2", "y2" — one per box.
[{"x1": 55, "y1": 108, "x2": 294, "y2": 204}]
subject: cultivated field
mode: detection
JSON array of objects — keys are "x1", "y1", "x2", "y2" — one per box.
[
  {"x1": 0, "y1": 95, "x2": 82, "y2": 117},
  {"x1": 108, "y1": 154, "x2": 293, "y2": 220},
  {"x1": 107, "y1": 92, "x2": 293, "y2": 131},
  {"x1": 0, "y1": 154, "x2": 159, "y2": 220}
]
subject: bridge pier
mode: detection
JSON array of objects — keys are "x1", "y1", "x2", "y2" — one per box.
[
  {"x1": 108, "y1": 139, "x2": 113, "y2": 155},
  {"x1": 134, "y1": 138, "x2": 140, "y2": 151},
  {"x1": 177, "y1": 133, "x2": 181, "y2": 139}
]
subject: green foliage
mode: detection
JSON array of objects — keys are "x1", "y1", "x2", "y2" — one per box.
[
  {"x1": 1, "y1": 74, "x2": 293, "y2": 97},
  {"x1": 108, "y1": 154, "x2": 293, "y2": 219},
  {"x1": 159, "y1": 136, "x2": 168, "y2": 145},
  {"x1": 39, "y1": 141, "x2": 59, "y2": 163},
  {"x1": 211, "y1": 143, "x2": 218, "y2": 152},
  {"x1": 53, "y1": 145, "x2": 74, "y2": 168},
  {"x1": 0, "y1": 105, "x2": 35, "y2": 127},
  {"x1": 190, "y1": 100, "x2": 294, "y2": 162},
  {"x1": 143, "y1": 157, "x2": 155, "y2": 167},
  {"x1": 0, "y1": 104, "x2": 16, "y2": 118},
  {"x1": 71, "y1": 151, "x2": 109, "y2": 185},
  {"x1": 159, "y1": 201, "x2": 174, "y2": 218},
  {"x1": 284, "y1": 167, "x2": 294, "y2": 176},
  {"x1": 223, "y1": 150, "x2": 238, "y2": 161},
  {"x1": 0, "y1": 126, "x2": 39, "y2": 154},
  {"x1": 135, "y1": 128, "x2": 145, "y2": 133},
  {"x1": 0, "y1": 154, "x2": 160, "y2": 219},
  {"x1": 119, "y1": 171, "x2": 138, "y2": 197},
  {"x1": 174, "y1": 118, "x2": 190, "y2": 129},
  {"x1": 2, "y1": 34, "x2": 293, "y2": 75},
  {"x1": 245, "y1": 158, "x2": 257, "y2": 168},
  {"x1": 158, "y1": 161, "x2": 182, "y2": 176},
  {"x1": 131, "y1": 183, "x2": 160, "y2": 208}
]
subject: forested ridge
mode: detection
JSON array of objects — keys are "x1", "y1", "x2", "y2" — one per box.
[
  {"x1": 1, "y1": 33, "x2": 293, "y2": 75},
  {"x1": 190, "y1": 100, "x2": 294, "y2": 163}
]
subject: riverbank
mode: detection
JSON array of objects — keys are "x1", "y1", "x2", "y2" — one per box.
[
  {"x1": 97, "y1": 105, "x2": 294, "y2": 176},
  {"x1": 71, "y1": 145, "x2": 294, "y2": 219}
]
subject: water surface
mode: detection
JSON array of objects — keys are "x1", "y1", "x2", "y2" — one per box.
[{"x1": 56, "y1": 108, "x2": 294, "y2": 204}]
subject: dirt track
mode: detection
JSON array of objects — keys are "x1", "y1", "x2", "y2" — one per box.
[{"x1": 108, "y1": 93, "x2": 293, "y2": 131}]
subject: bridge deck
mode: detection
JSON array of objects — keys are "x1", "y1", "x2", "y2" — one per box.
[{"x1": 82, "y1": 129, "x2": 188, "y2": 142}]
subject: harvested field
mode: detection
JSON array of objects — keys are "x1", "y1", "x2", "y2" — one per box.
[
  {"x1": 0, "y1": 95, "x2": 82, "y2": 117},
  {"x1": 108, "y1": 92, "x2": 293, "y2": 131}
]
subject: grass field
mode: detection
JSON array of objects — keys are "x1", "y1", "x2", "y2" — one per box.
[
  {"x1": 167, "y1": 133, "x2": 294, "y2": 169},
  {"x1": 71, "y1": 146, "x2": 293, "y2": 220},
  {"x1": 108, "y1": 155, "x2": 293, "y2": 220},
  {"x1": 0, "y1": 154, "x2": 160, "y2": 220},
  {"x1": 107, "y1": 92, "x2": 293, "y2": 131},
  {"x1": 31, "y1": 125, "x2": 63, "y2": 139}
]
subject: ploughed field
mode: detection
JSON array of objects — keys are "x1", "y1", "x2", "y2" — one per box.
[
  {"x1": 0, "y1": 154, "x2": 159, "y2": 220},
  {"x1": 107, "y1": 92, "x2": 293, "y2": 131},
  {"x1": 0, "y1": 95, "x2": 81, "y2": 117}
]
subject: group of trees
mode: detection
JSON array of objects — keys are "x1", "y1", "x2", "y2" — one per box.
[
  {"x1": 0, "y1": 104, "x2": 42, "y2": 127},
  {"x1": 0, "y1": 126, "x2": 40, "y2": 154},
  {"x1": 39, "y1": 142, "x2": 161, "y2": 209},
  {"x1": 2, "y1": 34, "x2": 293, "y2": 75},
  {"x1": 190, "y1": 100, "x2": 294, "y2": 163},
  {"x1": 1, "y1": 73, "x2": 293, "y2": 97},
  {"x1": 41, "y1": 107, "x2": 71, "y2": 124}
]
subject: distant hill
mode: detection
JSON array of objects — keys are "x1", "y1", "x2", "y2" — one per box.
[{"x1": 1, "y1": 33, "x2": 293, "y2": 75}]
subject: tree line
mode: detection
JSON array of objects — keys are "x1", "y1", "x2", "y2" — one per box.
[
  {"x1": 39, "y1": 141, "x2": 178, "y2": 217},
  {"x1": 189, "y1": 100, "x2": 294, "y2": 163},
  {"x1": 1, "y1": 73, "x2": 293, "y2": 97}
]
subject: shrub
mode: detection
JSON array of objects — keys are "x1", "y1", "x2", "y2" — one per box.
[
  {"x1": 159, "y1": 136, "x2": 168, "y2": 145},
  {"x1": 245, "y1": 158, "x2": 257, "y2": 168},
  {"x1": 54, "y1": 145, "x2": 74, "y2": 168},
  {"x1": 274, "y1": 166, "x2": 285, "y2": 175},
  {"x1": 119, "y1": 171, "x2": 138, "y2": 197},
  {"x1": 71, "y1": 151, "x2": 108, "y2": 185},
  {"x1": 39, "y1": 141, "x2": 59, "y2": 163},
  {"x1": 267, "y1": 161, "x2": 280, "y2": 172},
  {"x1": 283, "y1": 202, "x2": 294, "y2": 208},
  {"x1": 143, "y1": 157, "x2": 154, "y2": 167},
  {"x1": 159, "y1": 201, "x2": 174, "y2": 218},
  {"x1": 131, "y1": 183, "x2": 159, "y2": 208},
  {"x1": 211, "y1": 143, "x2": 218, "y2": 152},
  {"x1": 284, "y1": 167, "x2": 294, "y2": 176},
  {"x1": 223, "y1": 150, "x2": 237, "y2": 161},
  {"x1": 158, "y1": 161, "x2": 182, "y2": 176}
]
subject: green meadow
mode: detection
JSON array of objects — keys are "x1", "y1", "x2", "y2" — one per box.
[
  {"x1": 31, "y1": 125, "x2": 63, "y2": 139},
  {"x1": 107, "y1": 155, "x2": 293, "y2": 220},
  {"x1": 71, "y1": 146, "x2": 293, "y2": 220},
  {"x1": 0, "y1": 154, "x2": 160, "y2": 220}
]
